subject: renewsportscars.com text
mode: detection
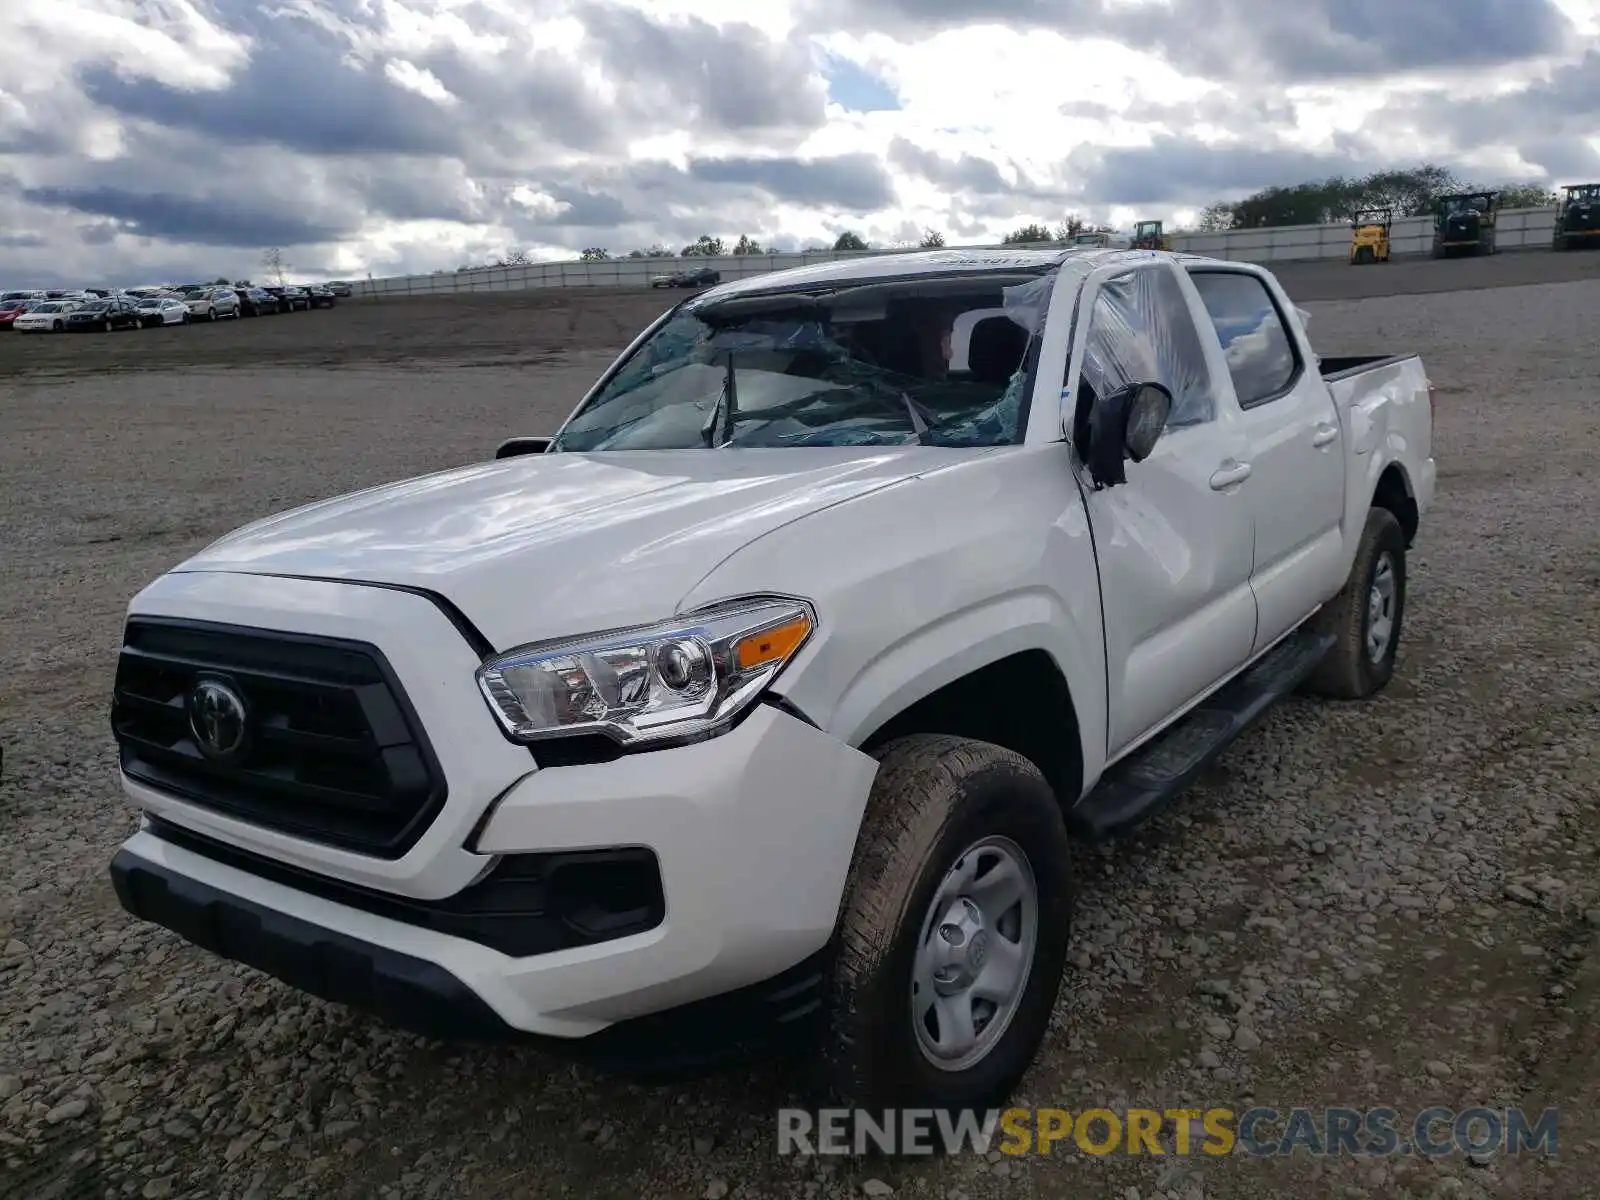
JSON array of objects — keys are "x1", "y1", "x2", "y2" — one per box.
[{"x1": 777, "y1": 1106, "x2": 1559, "y2": 1158}]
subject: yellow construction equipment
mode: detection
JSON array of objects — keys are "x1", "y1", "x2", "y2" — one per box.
[{"x1": 1348, "y1": 208, "x2": 1392, "y2": 265}]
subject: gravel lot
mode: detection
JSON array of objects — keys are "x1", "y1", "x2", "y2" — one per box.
[{"x1": 2, "y1": 254, "x2": 1598, "y2": 1200}]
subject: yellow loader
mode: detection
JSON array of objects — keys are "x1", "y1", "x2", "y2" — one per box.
[{"x1": 1348, "y1": 208, "x2": 1392, "y2": 265}]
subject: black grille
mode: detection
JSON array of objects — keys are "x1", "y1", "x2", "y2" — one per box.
[
  {"x1": 111, "y1": 618, "x2": 447, "y2": 858},
  {"x1": 1444, "y1": 214, "x2": 1479, "y2": 238},
  {"x1": 1564, "y1": 204, "x2": 1600, "y2": 232}
]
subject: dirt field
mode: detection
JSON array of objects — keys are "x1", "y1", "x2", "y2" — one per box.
[
  {"x1": 1, "y1": 251, "x2": 1598, "y2": 1200},
  {"x1": 2, "y1": 249, "x2": 1597, "y2": 382}
]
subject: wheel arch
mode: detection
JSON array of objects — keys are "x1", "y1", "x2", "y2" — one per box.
[
  {"x1": 1372, "y1": 461, "x2": 1419, "y2": 547},
  {"x1": 852, "y1": 648, "x2": 1086, "y2": 817}
]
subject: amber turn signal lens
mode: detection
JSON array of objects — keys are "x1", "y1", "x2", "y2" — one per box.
[{"x1": 734, "y1": 614, "x2": 812, "y2": 672}]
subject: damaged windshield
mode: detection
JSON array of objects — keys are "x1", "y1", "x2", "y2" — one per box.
[{"x1": 549, "y1": 276, "x2": 1046, "y2": 450}]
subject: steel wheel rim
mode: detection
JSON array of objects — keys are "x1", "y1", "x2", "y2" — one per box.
[
  {"x1": 1366, "y1": 552, "x2": 1396, "y2": 663},
  {"x1": 911, "y1": 834, "x2": 1038, "y2": 1072}
]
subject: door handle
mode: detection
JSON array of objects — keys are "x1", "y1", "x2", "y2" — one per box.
[
  {"x1": 1209, "y1": 461, "x2": 1253, "y2": 490},
  {"x1": 1312, "y1": 423, "x2": 1339, "y2": 447}
]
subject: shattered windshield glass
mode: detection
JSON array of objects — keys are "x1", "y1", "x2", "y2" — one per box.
[{"x1": 549, "y1": 276, "x2": 1049, "y2": 451}]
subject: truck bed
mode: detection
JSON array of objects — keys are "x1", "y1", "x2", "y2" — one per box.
[{"x1": 1318, "y1": 353, "x2": 1417, "y2": 381}]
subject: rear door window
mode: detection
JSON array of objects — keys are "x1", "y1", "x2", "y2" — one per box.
[{"x1": 1187, "y1": 271, "x2": 1302, "y2": 407}]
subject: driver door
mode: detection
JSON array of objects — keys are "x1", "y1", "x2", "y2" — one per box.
[{"x1": 1064, "y1": 261, "x2": 1259, "y2": 758}]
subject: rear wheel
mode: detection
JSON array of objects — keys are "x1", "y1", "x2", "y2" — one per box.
[
  {"x1": 822, "y1": 734, "x2": 1073, "y2": 1113},
  {"x1": 1305, "y1": 506, "x2": 1408, "y2": 700}
]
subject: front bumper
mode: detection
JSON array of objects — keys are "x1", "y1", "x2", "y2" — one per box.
[
  {"x1": 109, "y1": 833, "x2": 834, "y2": 1071},
  {"x1": 112, "y1": 569, "x2": 878, "y2": 1042},
  {"x1": 112, "y1": 702, "x2": 875, "y2": 1038}
]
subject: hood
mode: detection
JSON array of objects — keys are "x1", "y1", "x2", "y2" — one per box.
[{"x1": 174, "y1": 446, "x2": 978, "y2": 651}]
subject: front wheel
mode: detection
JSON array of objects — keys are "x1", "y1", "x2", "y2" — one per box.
[
  {"x1": 1304, "y1": 506, "x2": 1408, "y2": 699},
  {"x1": 103, "y1": 318, "x2": 112, "y2": 332},
  {"x1": 822, "y1": 735, "x2": 1073, "y2": 1113},
  {"x1": 53, "y1": 321, "x2": 63, "y2": 332}
]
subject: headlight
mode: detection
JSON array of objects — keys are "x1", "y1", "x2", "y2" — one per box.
[{"x1": 475, "y1": 596, "x2": 816, "y2": 749}]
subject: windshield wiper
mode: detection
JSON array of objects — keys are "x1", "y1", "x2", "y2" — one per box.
[
  {"x1": 900, "y1": 391, "x2": 932, "y2": 443},
  {"x1": 701, "y1": 350, "x2": 739, "y2": 447}
]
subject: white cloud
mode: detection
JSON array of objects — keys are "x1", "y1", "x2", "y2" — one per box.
[
  {"x1": 383, "y1": 59, "x2": 458, "y2": 104},
  {"x1": 0, "y1": 0, "x2": 1597, "y2": 285}
]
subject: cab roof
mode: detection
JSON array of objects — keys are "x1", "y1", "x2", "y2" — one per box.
[{"x1": 692, "y1": 245, "x2": 1230, "y2": 304}]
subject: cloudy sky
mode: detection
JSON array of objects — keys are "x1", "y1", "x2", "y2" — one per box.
[{"x1": 4, "y1": 0, "x2": 1599, "y2": 286}]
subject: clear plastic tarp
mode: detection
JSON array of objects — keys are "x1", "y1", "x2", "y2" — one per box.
[
  {"x1": 1074, "y1": 261, "x2": 1221, "y2": 429},
  {"x1": 552, "y1": 248, "x2": 1230, "y2": 451}
]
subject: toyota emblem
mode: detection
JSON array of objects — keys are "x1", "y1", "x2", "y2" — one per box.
[{"x1": 188, "y1": 678, "x2": 249, "y2": 761}]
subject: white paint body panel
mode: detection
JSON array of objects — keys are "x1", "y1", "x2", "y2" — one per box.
[
  {"x1": 110, "y1": 250, "x2": 1435, "y2": 1037},
  {"x1": 175, "y1": 447, "x2": 986, "y2": 653},
  {"x1": 118, "y1": 703, "x2": 875, "y2": 1036},
  {"x1": 1217, "y1": 266, "x2": 1351, "y2": 653}
]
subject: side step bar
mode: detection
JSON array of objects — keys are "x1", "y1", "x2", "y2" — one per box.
[{"x1": 1067, "y1": 626, "x2": 1338, "y2": 843}]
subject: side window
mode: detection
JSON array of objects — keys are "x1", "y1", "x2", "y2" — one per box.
[
  {"x1": 1067, "y1": 265, "x2": 1219, "y2": 434},
  {"x1": 1188, "y1": 272, "x2": 1301, "y2": 406}
]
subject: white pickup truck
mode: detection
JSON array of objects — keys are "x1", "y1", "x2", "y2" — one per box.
[{"x1": 109, "y1": 247, "x2": 1434, "y2": 1113}]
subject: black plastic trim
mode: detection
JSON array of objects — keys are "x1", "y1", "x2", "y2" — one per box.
[
  {"x1": 113, "y1": 617, "x2": 448, "y2": 859},
  {"x1": 1318, "y1": 353, "x2": 1419, "y2": 384},
  {"x1": 144, "y1": 815, "x2": 664, "y2": 958},
  {"x1": 110, "y1": 846, "x2": 831, "y2": 1071}
]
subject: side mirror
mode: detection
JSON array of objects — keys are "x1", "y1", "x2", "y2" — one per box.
[
  {"x1": 1085, "y1": 382, "x2": 1171, "y2": 488},
  {"x1": 495, "y1": 436, "x2": 553, "y2": 459}
]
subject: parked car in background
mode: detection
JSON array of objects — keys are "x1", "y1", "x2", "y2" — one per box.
[
  {"x1": 12, "y1": 300, "x2": 80, "y2": 332},
  {"x1": 0, "y1": 299, "x2": 35, "y2": 328},
  {"x1": 671, "y1": 266, "x2": 721, "y2": 288},
  {"x1": 303, "y1": 284, "x2": 336, "y2": 308},
  {"x1": 184, "y1": 287, "x2": 240, "y2": 321},
  {"x1": 233, "y1": 288, "x2": 278, "y2": 317},
  {"x1": 325, "y1": 281, "x2": 354, "y2": 297},
  {"x1": 65, "y1": 297, "x2": 143, "y2": 331},
  {"x1": 649, "y1": 272, "x2": 676, "y2": 288},
  {"x1": 136, "y1": 297, "x2": 189, "y2": 327},
  {"x1": 1, "y1": 290, "x2": 44, "y2": 304}
]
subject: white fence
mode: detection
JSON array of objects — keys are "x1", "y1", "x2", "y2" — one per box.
[{"x1": 353, "y1": 206, "x2": 1562, "y2": 298}]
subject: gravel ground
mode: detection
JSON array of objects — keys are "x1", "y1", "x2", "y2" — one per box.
[{"x1": 2, "y1": 257, "x2": 1598, "y2": 1200}]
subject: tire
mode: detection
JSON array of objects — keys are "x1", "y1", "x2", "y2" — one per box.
[
  {"x1": 53, "y1": 321, "x2": 63, "y2": 332},
  {"x1": 1304, "y1": 506, "x2": 1407, "y2": 700},
  {"x1": 822, "y1": 734, "x2": 1073, "y2": 1114},
  {"x1": 103, "y1": 319, "x2": 112, "y2": 332}
]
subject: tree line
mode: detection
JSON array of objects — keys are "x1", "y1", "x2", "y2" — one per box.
[
  {"x1": 463, "y1": 164, "x2": 1562, "y2": 269},
  {"x1": 1195, "y1": 164, "x2": 1557, "y2": 231}
]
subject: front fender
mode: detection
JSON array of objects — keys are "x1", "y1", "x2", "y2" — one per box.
[{"x1": 676, "y1": 449, "x2": 1109, "y2": 797}]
